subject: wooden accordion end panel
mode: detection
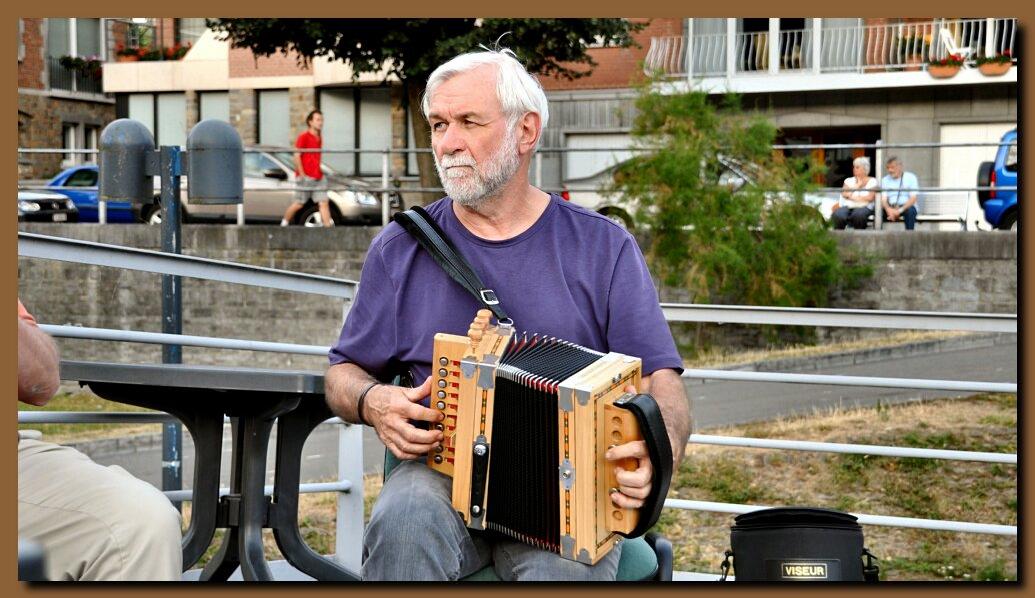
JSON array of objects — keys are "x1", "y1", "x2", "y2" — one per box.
[{"x1": 428, "y1": 310, "x2": 649, "y2": 565}]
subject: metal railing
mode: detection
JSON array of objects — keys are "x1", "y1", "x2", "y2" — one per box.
[
  {"x1": 18, "y1": 231, "x2": 1018, "y2": 566},
  {"x1": 647, "y1": 18, "x2": 1018, "y2": 77},
  {"x1": 17, "y1": 139, "x2": 1017, "y2": 230},
  {"x1": 47, "y1": 56, "x2": 104, "y2": 95}
]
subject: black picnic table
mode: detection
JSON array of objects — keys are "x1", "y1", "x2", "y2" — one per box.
[{"x1": 60, "y1": 360, "x2": 360, "y2": 582}]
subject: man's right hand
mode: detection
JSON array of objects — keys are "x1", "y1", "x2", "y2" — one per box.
[{"x1": 365, "y1": 376, "x2": 444, "y2": 460}]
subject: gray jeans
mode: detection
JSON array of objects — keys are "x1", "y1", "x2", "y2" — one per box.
[{"x1": 362, "y1": 459, "x2": 623, "y2": 581}]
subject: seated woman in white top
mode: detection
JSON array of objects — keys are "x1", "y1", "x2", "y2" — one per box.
[{"x1": 831, "y1": 156, "x2": 878, "y2": 230}]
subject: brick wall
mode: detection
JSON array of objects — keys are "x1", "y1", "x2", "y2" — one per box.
[
  {"x1": 17, "y1": 225, "x2": 1016, "y2": 370},
  {"x1": 229, "y1": 47, "x2": 311, "y2": 78},
  {"x1": 18, "y1": 18, "x2": 44, "y2": 89},
  {"x1": 540, "y1": 18, "x2": 683, "y2": 92}
]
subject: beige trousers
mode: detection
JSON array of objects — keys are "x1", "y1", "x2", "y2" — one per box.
[{"x1": 18, "y1": 433, "x2": 183, "y2": 581}]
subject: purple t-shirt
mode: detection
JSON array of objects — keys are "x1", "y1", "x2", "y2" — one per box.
[{"x1": 329, "y1": 194, "x2": 683, "y2": 385}]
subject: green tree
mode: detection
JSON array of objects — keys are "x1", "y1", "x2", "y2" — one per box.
[
  {"x1": 208, "y1": 18, "x2": 644, "y2": 202},
  {"x1": 612, "y1": 82, "x2": 869, "y2": 333}
]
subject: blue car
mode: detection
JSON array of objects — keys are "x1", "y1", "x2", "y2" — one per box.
[
  {"x1": 977, "y1": 129, "x2": 1018, "y2": 231},
  {"x1": 46, "y1": 164, "x2": 136, "y2": 223}
]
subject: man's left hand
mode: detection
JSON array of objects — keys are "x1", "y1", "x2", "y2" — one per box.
[{"x1": 605, "y1": 383, "x2": 653, "y2": 509}]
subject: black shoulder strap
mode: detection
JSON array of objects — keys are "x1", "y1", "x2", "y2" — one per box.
[{"x1": 393, "y1": 206, "x2": 510, "y2": 323}]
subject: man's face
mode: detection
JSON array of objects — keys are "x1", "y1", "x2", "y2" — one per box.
[
  {"x1": 886, "y1": 160, "x2": 902, "y2": 178},
  {"x1": 309, "y1": 113, "x2": 324, "y2": 132},
  {"x1": 427, "y1": 65, "x2": 522, "y2": 207}
]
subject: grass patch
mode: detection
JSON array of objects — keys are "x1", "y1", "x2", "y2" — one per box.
[
  {"x1": 18, "y1": 390, "x2": 161, "y2": 443},
  {"x1": 654, "y1": 394, "x2": 1016, "y2": 580}
]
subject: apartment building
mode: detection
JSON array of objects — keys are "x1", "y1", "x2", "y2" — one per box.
[
  {"x1": 543, "y1": 18, "x2": 1018, "y2": 228},
  {"x1": 97, "y1": 18, "x2": 1015, "y2": 225},
  {"x1": 18, "y1": 18, "x2": 116, "y2": 178},
  {"x1": 102, "y1": 18, "x2": 416, "y2": 186}
]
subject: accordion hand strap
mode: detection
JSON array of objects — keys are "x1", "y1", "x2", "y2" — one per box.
[
  {"x1": 393, "y1": 206, "x2": 510, "y2": 323},
  {"x1": 615, "y1": 393, "x2": 674, "y2": 539}
]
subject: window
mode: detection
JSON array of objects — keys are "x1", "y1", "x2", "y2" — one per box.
[
  {"x1": 76, "y1": 18, "x2": 101, "y2": 58},
  {"x1": 47, "y1": 18, "x2": 104, "y2": 93},
  {"x1": 320, "y1": 88, "x2": 357, "y2": 175},
  {"x1": 243, "y1": 152, "x2": 287, "y2": 178},
  {"x1": 176, "y1": 18, "x2": 208, "y2": 46},
  {"x1": 18, "y1": 19, "x2": 24, "y2": 62},
  {"x1": 157, "y1": 93, "x2": 187, "y2": 147},
  {"x1": 65, "y1": 168, "x2": 98, "y2": 187},
  {"x1": 258, "y1": 90, "x2": 291, "y2": 147},
  {"x1": 318, "y1": 86, "x2": 395, "y2": 176},
  {"x1": 128, "y1": 93, "x2": 156, "y2": 136},
  {"x1": 123, "y1": 93, "x2": 187, "y2": 146},
  {"x1": 199, "y1": 92, "x2": 230, "y2": 123},
  {"x1": 358, "y1": 87, "x2": 392, "y2": 174},
  {"x1": 61, "y1": 124, "x2": 77, "y2": 168},
  {"x1": 84, "y1": 125, "x2": 99, "y2": 156}
]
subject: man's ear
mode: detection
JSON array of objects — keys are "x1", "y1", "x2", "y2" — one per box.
[{"x1": 517, "y1": 112, "x2": 542, "y2": 155}]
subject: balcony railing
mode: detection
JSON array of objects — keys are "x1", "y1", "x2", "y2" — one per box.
[
  {"x1": 47, "y1": 56, "x2": 104, "y2": 94},
  {"x1": 646, "y1": 18, "x2": 1017, "y2": 78}
]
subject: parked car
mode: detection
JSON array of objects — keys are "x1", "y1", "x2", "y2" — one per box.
[
  {"x1": 977, "y1": 128, "x2": 1017, "y2": 230},
  {"x1": 18, "y1": 190, "x2": 79, "y2": 223},
  {"x1": 137, "y1": 147, "x2": 403, "y2": 225},
  {"x1": 46, "y1": 164, "x2": 135, "y2": 223},
  {"x1": 561, "y1": 157, "x2": 835, "y2": 229}
]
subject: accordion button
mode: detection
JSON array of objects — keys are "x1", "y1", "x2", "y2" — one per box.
[
  {"x1": 439, "y1": 357, "x2": 448, "y2": 366},
  {"x1": 437, "y1": 390, "x2": 446, "y2": 399},
  {"x1": 434, "y1": 455, "x2": 443, "y2": 464},
  {"x1": 438, "y1": 368, "x2": 448, "y2": 377},
  {"x1": 436, "y1": 401, "x2": 446, "y2": 410},
  {"x1": 437, "y1": 379, "x2": 447, "y2": 388},
  {"x1": 435, "y1": 423, "x2": 444, "y2": 431}
]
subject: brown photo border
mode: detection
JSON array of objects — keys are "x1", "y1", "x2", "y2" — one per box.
[{"x1": 7, "y1": 1, "x2": 1028, "y2": 597}]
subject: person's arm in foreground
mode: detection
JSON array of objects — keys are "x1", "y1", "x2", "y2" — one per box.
[{"x1": 18, "y1": 311, "x2": 60, "y2": 406}]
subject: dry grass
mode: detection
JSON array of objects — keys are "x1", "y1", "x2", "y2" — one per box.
[
  {"x1": 663, "y1": 393, "x2": 1016, "y2": 581},
  {"x1": 17, "y1": 391, "x2": 161, "y2": 443},
  {"x1": 683, "y1": 330, "x2": 970, "y2": 369},
  {"x1": 184, "y1": 473, "x2": 385, "y2": 569},
  {"x1": 185, "y1": 395, "x2": 1014, "y2": 582}
]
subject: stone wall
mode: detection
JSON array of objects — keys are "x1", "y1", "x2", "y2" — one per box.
[
  {"x1": 17, "y1": 225, "x2": 1016, "y2": 370},
  {"x1": 16, "y1": 94, "x2": 116, "y2": 179}
]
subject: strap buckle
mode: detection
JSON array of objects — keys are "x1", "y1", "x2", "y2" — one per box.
[{"x1": 479, "y1": 289, "x2": 500, "y2": 306}]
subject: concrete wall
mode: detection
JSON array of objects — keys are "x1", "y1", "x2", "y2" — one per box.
[{"x1": 17, "y1": 225, "x2": 1016, "y2": 371}]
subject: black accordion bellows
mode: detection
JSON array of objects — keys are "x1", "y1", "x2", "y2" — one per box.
[{"x1": 487, "y1": 334, "x2": 605, "y2": 552}]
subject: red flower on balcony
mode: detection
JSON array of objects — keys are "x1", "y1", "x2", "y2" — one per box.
[{"x1": 927, "y1": 53, "x2": 966, "y2": 67}]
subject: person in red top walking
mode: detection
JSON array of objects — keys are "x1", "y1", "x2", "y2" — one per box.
[{"x1": 281, "y1": 109, "x2": 333, "y2": 227}]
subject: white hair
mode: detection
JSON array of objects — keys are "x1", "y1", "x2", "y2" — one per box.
[
  {"x1": 853, "y1": 156, "x2": 871, "y2": 175},
  {"x1": 422, "y1": 48, "x2": 549, "y2": 149}
]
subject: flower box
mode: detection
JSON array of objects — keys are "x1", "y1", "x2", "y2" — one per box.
[
  {"x1": 978, "y1": 61, "x2": 1012, "y2": 76},
  {"x1": 116, "y1": 54, "x2": 139, "y2": 63},
  {"x1": 927, "y1": 64, "x2": 960, "y2": 79}
]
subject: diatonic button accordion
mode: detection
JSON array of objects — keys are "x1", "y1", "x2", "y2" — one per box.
[{"x1": 428, "y1": 310, "x2": 673, "y2": 564}]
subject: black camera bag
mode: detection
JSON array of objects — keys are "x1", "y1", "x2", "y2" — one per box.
[{"x1": 720, "y1": 507, "x2": 879, "y2": 582}]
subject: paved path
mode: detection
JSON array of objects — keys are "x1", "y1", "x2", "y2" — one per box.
[{"x1": 78, "y1": 340, "x2": 1016, "y2": 490}]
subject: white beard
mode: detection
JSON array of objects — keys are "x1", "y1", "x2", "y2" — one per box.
[{"x1": 435, "y1": 125, "x2": 521, "y2": 208}]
